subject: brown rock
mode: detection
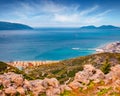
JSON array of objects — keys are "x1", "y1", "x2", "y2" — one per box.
[
  {"x1": 2, "y1": 79, "x2": 11, "y2": 88},
  {"x1": 30, "y1": 80, "x2": 45, "y2": 95},
  {"x1": 4, "y1": 86, "x2": 17, "y2": 95},
  {"x1": 46, "y1": 86, "x2": 60, "y2": 96},
  {"x1": 74, "y1": 71, "x2": 90, "y2": 85},
  {"x1": 23, "y1": 79, "x2": 32, "y2": 90},
  {"x1": 68, "y1": 81, "x2": 84, "y2": 89},
  {"x1": 89, "y1": 69, "x2": 105, "y2": 83},
  {"x1": 17, "y1": 87, "x2": 25, "y2": 96},
  {"x1": 10, "y1": 74, "x2": 24, "y2": 86},
  {"x1": 60, "y1": 85, "x2": 72, "y2": 93},
  {"x1": 42, "y1": 78, "x2": 59, "y2": 88},
  {"x1": 0, "y1": 90, "x2": 5, "y2": 96}
]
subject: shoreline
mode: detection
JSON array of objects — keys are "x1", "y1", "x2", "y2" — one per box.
[{"x1": 6, "y1": 41, "x2": 120, "y2": 69}]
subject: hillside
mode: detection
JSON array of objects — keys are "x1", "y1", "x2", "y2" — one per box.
[
  {"x1": 0, "y1": 21, "x2": 33, "y2": 30},
  {"x1": 25, "y1": 53, "x2": 120, "y2": 83}
]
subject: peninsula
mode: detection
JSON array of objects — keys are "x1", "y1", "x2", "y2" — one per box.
[{"x1": 96, "y1": 41, "x2": 120, "y2": 53}]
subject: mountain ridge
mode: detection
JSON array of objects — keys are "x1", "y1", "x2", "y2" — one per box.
[
  {"x1": 80, "y1": 25, "x2": 120, "y2": 29},
  {"x1": 0, "y1": 21, "x2": 33, "y2": 30}
]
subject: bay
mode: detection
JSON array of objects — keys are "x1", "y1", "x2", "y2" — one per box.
[{"x1": 0, "y1": 28, "x2": 120, "y2": 61}]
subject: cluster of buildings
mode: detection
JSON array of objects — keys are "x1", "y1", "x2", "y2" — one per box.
[{"x1": 7, "y1": 61, "x2": 59, "y2": 69}]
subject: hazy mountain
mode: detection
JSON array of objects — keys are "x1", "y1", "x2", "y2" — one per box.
[
  {"x1": 80, "y1": 25, "x2": 97, "y2": 29},
  {"x1": 0, "y1": 21, "x2": 33, "y2": 30},
  {"x1": 98, "y1": 25, "x2": 120, "y2": 29},
  {"x1": 80, "y1": 25, "x2": 120, "y2": 30}
]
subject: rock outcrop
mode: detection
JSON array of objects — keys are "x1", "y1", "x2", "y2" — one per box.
[
  {"x1": 0, "y1": 72, "x2": 63, "y2": 96},
  {"x1": 69, "y1": 64, "x2": 105, "y2": 89}
]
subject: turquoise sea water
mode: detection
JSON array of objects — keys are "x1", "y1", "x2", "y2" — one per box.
[{"x1": 0, "y1": 28, "x2": 120, "y2": 61}]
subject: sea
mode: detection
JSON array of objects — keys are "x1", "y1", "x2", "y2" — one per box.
[{"x1": 0, "y1": 28, "x2": 120, "y2": 61}]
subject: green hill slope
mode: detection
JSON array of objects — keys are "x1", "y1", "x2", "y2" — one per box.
[{"x1": 25, "y1": 53, "x2": 120, "y2": 83}]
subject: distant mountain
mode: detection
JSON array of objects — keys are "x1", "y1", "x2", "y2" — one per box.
[
  {"x1": 80, "y1": 25, "x2": 97, "y2": 29},
  {"x1": 0, "y1": 21, "x2": 33, "y2": 30},
  {"x1": 98, "y1": 25, "x2": 119, "y2": 29},
  {"x1": 80, "y1": 25, "x2": 120, "y2": 30}
]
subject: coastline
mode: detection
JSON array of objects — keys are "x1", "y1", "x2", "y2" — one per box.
[{"x1": 6, "y1": 41, "x2": 120, "y2": 69}]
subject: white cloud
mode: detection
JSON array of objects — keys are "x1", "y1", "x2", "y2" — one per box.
[
  {"x1": 79, "y1": 5, "x2": 99, "y2": 16},
  {"x1": 2, "y1": 1, "x2": 111, "y2": 27},
  {"x1": 54, "y1": 14, "x2": 78, "y2": 22},
  {"x1": 53, "y1": 4, "x2": 111, "y2": 26}
]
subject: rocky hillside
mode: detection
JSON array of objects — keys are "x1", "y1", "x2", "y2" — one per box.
[
  {"x1": 25, "y1": 53, "x2": 120, "y2": 83},
  {"x1": 0, "y1": 64, "x2": 120, "y2": 96},
  {"x1": 1, "y1": 53, "x2": 120, "y2": 96}
]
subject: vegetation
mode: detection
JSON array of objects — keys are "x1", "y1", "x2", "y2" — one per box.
[
  {"x1": 0, "y1": 61, "x2": 7, "y2": 73},
  {"x1": 97, "y1": 87, "x2": 112, "y2": 96},
  {"x1": 60, "y1": 90, "x2": 75, "y2": 96},
  {"x1": 25, "y1": 53, "x2": 120, "y2": 83},
  {"x1": 0, "y1": 84, "x2": 4, "y2": 90},
  {"x1": 100, "y1": 59, "x2": 111, "y2": 74}
]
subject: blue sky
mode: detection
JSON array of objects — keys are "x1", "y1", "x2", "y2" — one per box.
[{"x1": 0, "y1": 0, "x2": 120, "y2": 27}]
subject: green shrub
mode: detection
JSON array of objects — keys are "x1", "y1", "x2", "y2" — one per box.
[
  {"x1": 25, "y1": 90, "x2": 34, "y2": 96},
  {"x1": 97, "y1": 87, "x2": 112, "y2": 96},
  {"x1": 0, "y1": 84, "x2": 4, "y2": 90},
  {"x1": 0, "y1": 61, "x2": 7, "y2": 72},
  {"x1": 40, "y1": 93, "x2": 46, "y2": 96},
  {"x1": 100, "y1": 60, "x2": 111, "y2": 74},
  {"x1": 87, "y1": 81, "x2": 95, "y2": 89},
  {"x1": 15, "y1": 92, "x2": 21, "y2": 96}
]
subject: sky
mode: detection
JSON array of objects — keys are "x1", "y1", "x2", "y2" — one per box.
[{"x1": 0, "y1": 0, "x2": 120, "y2": 27}]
